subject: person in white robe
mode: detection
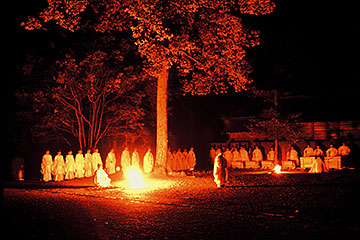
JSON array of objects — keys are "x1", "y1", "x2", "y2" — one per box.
[
  {"x1": 326, "y1": 145, "x2": 338, "y2": 157},
  {"x1": 65, "y1": 151, "x2": 75, "y2": 180},
  {"x1": 314, "y1": 146, "x2": 324, "y2": 157},
  {"x1": 105, "y1": 148, "x2": 116, "y2": 174},
  {"x1": 309, "y1": 157, "x2": 328, "y2": 173},
  {"x1": 121, "y1": 147, "x2": 131, "y2": 172},
  {"x1": 40, "y1": 150, "x2": 53, "y2": 182},
  {"x1": 239, "y1": 147, "x2": 250, "y2": 161},
  {"x1": 175, "y1": 149, "x2": 185, "y2": 171},
  {"x1": 338, "y1": 143, "x2": 350, "y2": 156},
  {"x1": 223, "y1": 148, "x2": 233, "y2": 169},
  {"x1": 267, "y1": 148, "x2": 275, "y2": 161},
  {"x1": 53, "y1": 151, "x2": 65, "y2": 181},
  {"x1": 84, "y1": 149, "x2": 93, "y2": 177},
  {"x1": 252, "y1": 146, "x2": 263, "y2": 161},
  {"x1": 131, "y1": 148, "x2": 141, "y2": 169},
  {"x1": 144, "y1": 147, "x2": 155, "y2": 174},
  {"x1": 287, "y1": 147, "x2": 299, "y2": 167},
  {"x1": 92, "y1": 148, "x2": 103, "y2": 174},
  {"x1": 209, "y1": 147, "x2": 216, "y2": 165},
  {"x1": 213, "y1": 153, "x2": 227, "y2": 188},
  {"x1": 188, "y1": 147, "x2": 196, "y2": 170},
  {"x1": 75, "y1": 149, "x2": 85, "y2": 178},
  {"x1": 183, "y1": 149, "x2": 190, "y2": 170},
  {"x1": 303, "y1": 145, "x2": 314, "y2": 157},
  {"x1": 231, "y1": 148, "x2": 242, "y2": 168},
  {"x1": 94, "y1": 164, "x2": 111, "y2": 187}
]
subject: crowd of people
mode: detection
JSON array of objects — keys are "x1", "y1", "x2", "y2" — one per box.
[
  {"x1": 40, "y1": 147, "x2": 156, "y2": 185},
  {"x1": 211, "y1": 142, "x2": 351, "y2": 187},
  {"x1": 166, "y1": 147, "x2": 197, "y2": 173},
  {"x1": 209, "y1": 143, "x2": 351, "y2": 169}
]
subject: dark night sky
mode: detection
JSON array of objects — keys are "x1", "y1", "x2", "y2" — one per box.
[{"x1": 5, "y1": 0, "x2": 360, "y2": 173}]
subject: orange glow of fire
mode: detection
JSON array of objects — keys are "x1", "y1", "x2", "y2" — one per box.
[
  {"x1": 124, "y1": 167, "x2": 145, "y2": 188},
  {"x1": 273, "y1": 165, "x2": 282, "y2": 174}
]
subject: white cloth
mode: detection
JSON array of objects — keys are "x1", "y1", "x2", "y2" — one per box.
[
  {"x1": 252, "y1": 149, "x2": 263, "y2": 161},
  {"x1": 239, "y1": 149, "x2": 249, "y2": 161},
  {"x1": 267, "y1": 150, "x2": 275, "y2": 161},
  {"x1": 94, "y1": 169, "x2": 111, "y2": 187},
  {"x1": 121, "y1": 149, "x2": 131, "y2": 170},
  {"x1": 75, "y1": 153, "x2": 85, "y2": 178},
  {"x1": 53, "y1": 154, "x2": 65, "y2": 181},
  {"x1": 105, "y1": 152, "x2": 116, "y2": 174},
  {"x1": 132, "y1": 150, "x2": 140, "y2": 169},
  {"x1": 65, "y1": 154, "x2": 75, "y2": 180},
  {"x1": 41, "y1": 154, "x2": 53, "y2": 182},
  {"x1": 84, "y1": 153, "x2": 93, "y2": 177},
  {"x1": 309, "y1": 157, "x2": 328, "y2": 173},
  {"x1": 213, "y1": 154, "x2": 226, "y2": 187},
  {"x1": 326, "y1": 147, "x2": 338, "y2": 157},
  {"x1": 188, "y1": 149, "x2": 196, "y2": 170},
  {"x1": 314, "y1": 148, "x2": 324, "y2": 157},
  {"x1": 143, "y1": 150, "x2": 154, "y2": 174},
  {"x1": 92, "y1": 152, "x2": 102, "y2": 174},
  {"x1": 303, "y1": 147, "x2": 314, "y2": 157},
  {"x1": 223, "y1": 150, "x2": 233, "y2": 167},
  {"x1": 338, "y1": 146, "x2": 350, "y2": 156}
]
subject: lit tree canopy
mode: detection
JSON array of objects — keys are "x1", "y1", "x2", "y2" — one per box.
[{"x1": 23, "y1": 0, "x2": 275, "y2": 172}]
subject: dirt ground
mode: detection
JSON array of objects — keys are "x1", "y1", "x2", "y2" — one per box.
[{"x1": 4, "y1": 170, "x2": 360, "y2": 239}]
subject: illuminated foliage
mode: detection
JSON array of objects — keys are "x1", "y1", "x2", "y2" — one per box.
[{"x1": 23, "y1": 0, "x2": 275, "y2": 172}]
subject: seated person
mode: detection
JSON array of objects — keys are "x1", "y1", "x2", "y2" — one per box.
[{"x1": 94, "y1": 164, "x2": 111, "y2": 188}]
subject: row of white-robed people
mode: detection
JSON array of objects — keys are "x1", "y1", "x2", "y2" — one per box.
[
  {"x1": 209, "y1": 143, "x2": 351, "y2": 169},
  {"x1": 166, "y1": 147, "x2": 197, "y2": 172},
  {"x1": 40, "y1": 146, "x2": 156, "y2": 182}
]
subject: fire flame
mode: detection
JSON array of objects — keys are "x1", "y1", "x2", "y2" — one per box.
[
  {"x1": 124, "y1": 167, "x2": 145, "y2": 188},
  {"x1": 273, "y1": 165, "x2": 281, "y2": 174}
]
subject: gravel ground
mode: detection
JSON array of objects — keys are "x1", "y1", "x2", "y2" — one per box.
[{"x1": 4, "y1": 170, "x2": 360, "y2": 239}]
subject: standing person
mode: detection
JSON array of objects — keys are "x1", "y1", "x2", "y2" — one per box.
[
  {"x1": 182, "y1": 149, "x2": 190, "y2": 170},
  {"x1": 175, "y1": 149, "x2": 185, "y2": 171},
  {"x1": 105, "y1": 148, "x2": 117, "y2": 174},
  {"x1": 131, "y1": 148, "x2": 141, "y2": 169},
  {"x1": 75, "y1": 149, "x2": 85, "y2": 178},
  {"x1": 314, "y1": 146, "x2": 324, "y2": 157},
  {"x1": 166, "y1": 148, "x2": 174, "y2": 172},
  {"x1": 209, "y1": 147, "x2": 216, "y2": 165},
  {"x1": 252, "y1": 146, "x2": 263, "y2": 168},
  {"x1": 338, "y1": 143, "x2": 351, "y2": 168},
  {"x1": 232, "y1": 147, "x2": 242, "y2": 168},
  {"x1": 94, "y1": 164, "x2": 111, "y2": 188},
  {"x1": 121, "y1": 146, "x2": 131, "y2": 172},
  {"x1": 143, "y1": 147, "x2": 155, "y2": 174},
  {"x1": 287, "y1": 146, "x2": 299, "y2": 167},
  {"x1": 40, "y1": 150, "x2": 53, "y2": 182},
  {"x1": 213, "y1": 153, "x2": 227, "y2": 188},
  {"x1": 84, "y1": 149, "x2": 93, "y2": 177},
  {"x1": 53, "y1": 151, "x2": 65, "y2": 181},
  {"x1": 326, "y1": 145, "x2": 338, "y2": 157},
  {"x1": 65, "y1": 151, "x2": 75, "y2": 180},
  {"x1": 303, "y1": 145, "x2": 314, "y2": 157},
  {"x1": 188, "y1": 147, "x2": 196, "y2": 171},
  {"x1": 267, "y1": 147, "x2": 275, "y2": 161},
  {"x1": 92, "y1": 148, "x2": 102, "y2": 175},
  {"x1": 239, "y1": 147, "x2": 249, "y2": 161}
]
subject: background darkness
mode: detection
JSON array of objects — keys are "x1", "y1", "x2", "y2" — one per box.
[{"x1": 4, "y1": 0, "x2": 359, "y2": 178}]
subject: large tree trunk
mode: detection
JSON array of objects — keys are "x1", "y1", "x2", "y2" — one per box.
[{"x1": 154, "y1": 65, "x2": 169, "y2": 175}]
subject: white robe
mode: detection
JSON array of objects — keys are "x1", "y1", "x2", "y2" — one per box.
[
  {"x1": 188, "y1": 150, "x2": 196, "y2": 170},
  {"x1": 132, "y1": 151, "x2": 141, "y2": 169},
  {"x1": 94, "y1": 169, "x2": 111, "y2": 187},
  {"x1": 53, "y1": 154, "x2": 65, "y2": 181},
  {"x1": 92, "y1": 152, "x2": 102, "y2": 174},
  {"x1": 143, "y1": 150, "x2": 154, "y2": 174},
  {"x1": 121, "y1": 149, "x2": 131, "y2": 170},
  {"x1": 105, "y1": 152, "x2": 116, "y2": 175},
  {"x1": 309, "y1": 157, "x2": 328, "y2": 173},
  {"x1": 213, "y1": 154, "x2": 226, "y2": 187},
  {"x1": 41, "y1": 154, "x2": 53, "y2": 182},
  {"x1": 75, "y1": 153, "x2": 85, "y2": 178},
  {"x1": 65, "y1": 154, "x2": 75, "y2": 180},
  {"x1": 84, "y1": 153, "x2": 93, "y2": 177},
  {"x1": 252, "y1": 149, "x2": 263, "y2": 161}
]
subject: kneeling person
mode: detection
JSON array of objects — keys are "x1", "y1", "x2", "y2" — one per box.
[{"x1": 94, "y1": 164, "x2": 111, "y2": 188}]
